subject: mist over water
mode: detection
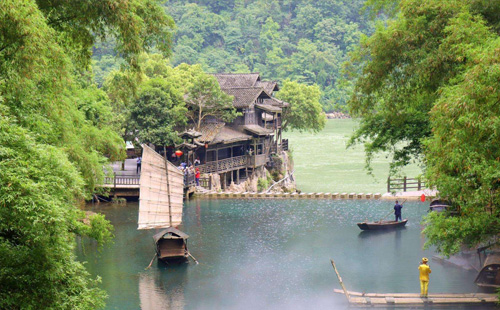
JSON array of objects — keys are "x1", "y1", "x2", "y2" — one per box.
[{"x1": 78, "y1": 199, "x2": 485, "y2": 310}]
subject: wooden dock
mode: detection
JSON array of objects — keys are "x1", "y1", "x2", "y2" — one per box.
[
  {"x1": 331, "y1": 259, "x2": 499, "y2": 308},
  {"x1": 333, "y1": 289, "x2": 498, "y2": 308}
]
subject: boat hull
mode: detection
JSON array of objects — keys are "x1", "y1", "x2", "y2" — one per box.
[{"x1": 357, "y1": 219, "x2": 408, "y2": 231}]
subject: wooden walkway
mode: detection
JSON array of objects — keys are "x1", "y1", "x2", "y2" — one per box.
[
  {"x1": 333, "y1": 289, "x2": 498, "y2": 308},
  {"x1": 331, "y1": 259, "x2": 499, "y2": 308}
]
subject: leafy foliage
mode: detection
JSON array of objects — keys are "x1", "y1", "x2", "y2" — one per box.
[
  {"x1": 108, "y1": 55, "x2": 238, "y2": 145},
  {"x1": 277, "y1": 80, "x2": 326, "y2": 133},
  {"x1": 0, "y1": 0, "x2": 173, "y2": 308},
  {"x1": 176, "y1": 64, "x2": 238, "y2": 130},
  {"x1": 347, "y1": 0, "x2": 500, "y2": 256},
  {"x1": 130, "y1": 78, "x2": 187, "y2": 146},
  {"x1": 92, "y1": 0, "x2": 376, "y2": 112}
]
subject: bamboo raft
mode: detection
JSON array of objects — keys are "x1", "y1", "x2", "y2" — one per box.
[{"x1": 331, "y1": 260, "x2": 499, "y2": 308}]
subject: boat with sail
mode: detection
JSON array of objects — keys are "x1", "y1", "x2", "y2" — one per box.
[{"x1": 138, "y1": 144, "x2": 197, "y2": 263}]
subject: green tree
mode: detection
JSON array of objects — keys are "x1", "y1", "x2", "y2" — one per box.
[
  {"x1": 422, "y1": 10, "x2": 500, "y2": 256},
  {"x1": 129, "y1": 78, "x2": 187, "y2": 146},
  {"x1": 276, "y1": 80, "x2": 326, "y2": 133},
  {"x1": 174, "y1": 64, "x2": 238, "y2": 130},
  {"x1": 0, "y1": 0, "x2": 174, "y2": 308},
  {"x1": 347, "y1": 0, "x2": 500, "y2": 257}
]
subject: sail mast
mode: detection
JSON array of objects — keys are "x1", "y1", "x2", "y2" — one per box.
[{"x1": 164, "y1": 146, "x2": 173, "y2": 227}]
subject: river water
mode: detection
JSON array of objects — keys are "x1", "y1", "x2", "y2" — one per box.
[{"x1": 78, "y1": 199, "x2": 483, "y2": 310}]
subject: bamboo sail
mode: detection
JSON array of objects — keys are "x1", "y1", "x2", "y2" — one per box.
[{"x1": 138, "y1": 145, "x2": 184, "y2": 230}]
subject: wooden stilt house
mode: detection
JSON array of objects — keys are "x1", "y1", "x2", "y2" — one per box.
[{"x1": 177, "y1": 73, "x2": 289, "y2": 189}]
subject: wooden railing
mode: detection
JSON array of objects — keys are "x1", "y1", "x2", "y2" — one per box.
[
  {"x1": 103, "y1": 176, "x2": 140, "y2": 186},
  {"x1": 282, "y1": 139, "x2": 288, "y2": 151},
  {"x1": 387, "y1": 177, "x2": 426, "y2": 192},
  {"x1": 271, "y1": 139, "x2": 289, "y2": 153},
  {"x1": 199, "y1": 177, "x2": 212, "y2": 190},
  {"x1": 248, "y1": 154, "x2": 268, "y2": 167},
  {"x1": 198, "y1": 155, "x2": 248, "y2": 174}
]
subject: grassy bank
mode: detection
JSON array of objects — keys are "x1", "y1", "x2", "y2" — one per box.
[{"x1": 284, "y1": 119, "x2": 423, "y2": 193}]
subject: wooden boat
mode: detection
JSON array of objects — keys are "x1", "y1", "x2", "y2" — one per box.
[
  {"x1": 357, "y1": 219, "x2": 408, "y2": 230},
  {"x1": 475, "y1": 253, "x2": 500, "y2": 288},
  {"x1": 138, "y1": 145, "x2": 196, "y2": 264},
  {"x1": 153, "y1": 227, "x2": 189, "y2": 261},
  {"x1": 331, "y1": 259, "x2": 499, "y2": 308},
  {"x1": 429, "y1": 199, "x2": 451, "y2": 212}
]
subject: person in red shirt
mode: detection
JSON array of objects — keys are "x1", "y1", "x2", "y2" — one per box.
[{"x1": 195, "y1": 168, "x2": 200, "y2": 186}]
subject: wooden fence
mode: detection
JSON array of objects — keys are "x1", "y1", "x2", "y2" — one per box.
[
  {"x1": 104, "y1": 176, "x2": 140, "y2": 186},
  {"x1": 387, "y1": 177, "x2": 426, "y2": 192},
  {"x1": 199, "y1": 177, "x2": 212, "y2": 190}
]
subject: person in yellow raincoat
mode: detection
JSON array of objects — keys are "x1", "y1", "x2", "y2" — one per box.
[{"x1": 418, "y1": 257, "x2": 432, "y2": 297}]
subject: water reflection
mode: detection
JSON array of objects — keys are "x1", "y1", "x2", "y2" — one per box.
[
  {"x1": 139, "y1": 271, "x2": 185, "y2": 310},
  {"x1": 77, "y1": 199, "x2": 483, "y2": 310}
]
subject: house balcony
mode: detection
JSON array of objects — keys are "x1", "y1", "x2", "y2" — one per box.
[{"x1": 198, "y1": 154, "x2": 269, "y2": 174}]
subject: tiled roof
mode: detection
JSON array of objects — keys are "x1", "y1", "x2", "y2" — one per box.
[
  {"x1": 223, "y1": 87, "x2": 270, "y2": 108},
  {"x1": 255, "y1": 81, "x2": 278, "y2": 95},
  {"x1": 255, "y1": 103, "x2": 282, "y2": 113},
  {"x1": 211, "y1": 127, "x2": 252, "y2": 144},
  {"x1": 242, "y1": 124, "x2": 274, "y2": 136},
  {"x1": 196, "y1": 122, "x2": 225, "y2": 143},
  {"x1": 214, "y1": 73, "x2": 261, "y2": 88},
  {"x1": 262, "y1": 97, "x2": 289, "y2": 107}
]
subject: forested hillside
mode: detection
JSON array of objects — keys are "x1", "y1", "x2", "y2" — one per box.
[{"x1": 93, "y1": 0, "x2": 375, "y2": 111}]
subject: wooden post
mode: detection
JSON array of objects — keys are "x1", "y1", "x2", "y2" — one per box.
[
  {"x1": 237, "y1": 169, "x2": 240, "y2": 184},
  {"x1": 418, "y1": 179, "x2": 422, "y2": 191},
  {"x1": 387, "y1": 177, "x2": 390, "y2": 193},
  {"x1": 164, "y1": 146, "x2": 172, "y2": 227},
  {"x1": 403, "y1": 176, "x2": 407, "y2": 192},
  {"x1": 331, "y1": 259, "x2": 350, "y2": 302},
  {"x1": 216, "y1": 145, "x2": 219, "y2": 174}
]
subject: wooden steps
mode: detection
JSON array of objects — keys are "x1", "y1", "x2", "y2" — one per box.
[{"x1": 333, "y1": 289, "x2": 498, "y2": 307}]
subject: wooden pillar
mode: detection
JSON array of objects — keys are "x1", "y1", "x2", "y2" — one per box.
[
  {"x1": 237, "y1": 169, "x2": 240, "y2": 184},
  {"x1": 253, "y1": 139, "x2": 257, "y2": 168},
  {"x1": 387, "y1": 177, "x2": 391, "y2": 193},
  {"x1": 403, "y1": 176, "x2": 407, "y2": 192},
  {"x1": 216, "y1": 145, "x2": 219, "y2": 174}
]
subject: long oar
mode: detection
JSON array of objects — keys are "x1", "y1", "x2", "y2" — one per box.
[{"x1": 145, "y1": 253, "x2": 157, "y2": 270}]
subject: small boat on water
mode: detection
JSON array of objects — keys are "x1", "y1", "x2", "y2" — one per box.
[
  {"x1": 475, "y1": 253, "x2": 500, "y2": 288},
  {"x1": 153, "y1": 227, "x2": 190, "y2": 261},
  {"x1": 429, "y1": 199, "x2": 451, "y2": 212},
  {"x1": 138, "y1": 144, "x2": 197, "y2": 264},
  {"x1": 357, "y1": 219, "x2": 408, "y2": 231}
]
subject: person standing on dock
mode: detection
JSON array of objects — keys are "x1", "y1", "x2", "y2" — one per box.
[
  {"x1": 394, "y1": 200, "x2": 403, "y2": 221},
  {"x1": 195, "y1": 168, "x2": 200, "y2": 186},
  {"x1": 136, "y1": 156, "x2": 142, "y2": 174},
  {"x1": 419, "y1": 257, "x2": 432, "y2": 298}
]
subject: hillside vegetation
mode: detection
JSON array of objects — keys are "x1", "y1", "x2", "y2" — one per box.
[{"x1": 93, "y1": 0, "x2": 376, "y2": 112}]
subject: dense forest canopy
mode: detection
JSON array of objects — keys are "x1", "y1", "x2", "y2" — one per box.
[{"x1": 93, "y1": 0, "x2": 377, "y2": 112}]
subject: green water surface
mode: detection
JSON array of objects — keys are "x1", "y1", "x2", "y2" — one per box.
[
  {"x1": 79, "y1": 199, "x2": 482, "y2": 310},
  {"x1": 284, "y1": 119, "x2": 423, "y2": 193}
]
